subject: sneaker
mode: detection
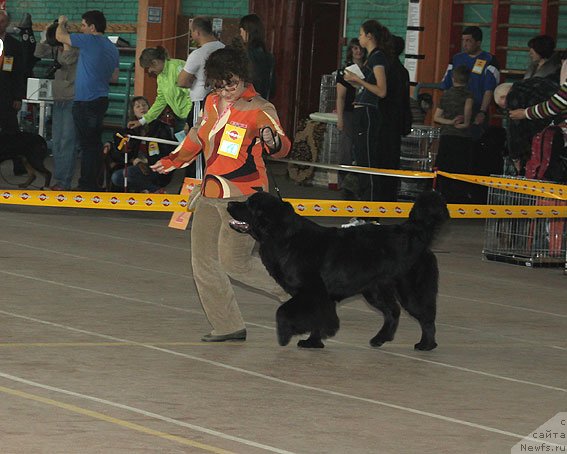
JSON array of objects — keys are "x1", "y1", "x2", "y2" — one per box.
[
  {"x1": 49, "y1": 185, "x2": 67, "y2": 191},
  {"x1": 341, "y1": 218, "x2": 367, "y2": 228}
]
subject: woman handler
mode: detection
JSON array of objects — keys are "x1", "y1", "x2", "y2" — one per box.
[{"x1": 152, "y1": 47, "x2": 290, "y2": 342}]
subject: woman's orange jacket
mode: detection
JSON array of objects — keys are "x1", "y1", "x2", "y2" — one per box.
[{"x1": 159, "y1": 84, "x2": 290, "y2": 198}]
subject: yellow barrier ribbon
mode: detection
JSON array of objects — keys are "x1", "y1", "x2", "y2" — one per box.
[
  {"x1": 1, "y1": 190, "x2": 566, "y2": 218},
  {"x1": 283, "y1": 199, "x2": 567, "y2": 219},
  {"x1": 436, "y1": 172, "x2": 567, "y2": 201},
  {"x1": 0, "y1": 190, "x2": 189, "y2": 212}
]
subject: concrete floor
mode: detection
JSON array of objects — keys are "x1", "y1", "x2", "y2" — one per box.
[{"x1": 0, "y1": 160, "x2": 565, "y2": 453}]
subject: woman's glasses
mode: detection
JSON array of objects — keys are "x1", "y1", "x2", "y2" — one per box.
[{"x1": 210, "y1": 79, "x2": 241, "y2": 93}]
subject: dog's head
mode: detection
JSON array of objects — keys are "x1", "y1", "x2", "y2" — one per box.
[{"x1": 227, "y1": 192, "x2": 298, "y2": 241}]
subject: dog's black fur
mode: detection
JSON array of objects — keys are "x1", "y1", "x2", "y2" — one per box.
[
  {"x1": 0, "y1": 131, "x2": 52, "y2": 188},
  {"x1": 227, "y1": 191, "x2": 449, "y2": 350}
]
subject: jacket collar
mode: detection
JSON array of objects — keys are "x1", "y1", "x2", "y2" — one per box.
[{"x1": 241, "y1": 83, "x2": 258, "y2": 100}]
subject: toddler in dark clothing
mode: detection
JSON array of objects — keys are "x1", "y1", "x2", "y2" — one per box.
[{"x1": 434, "y1": 65, "x2": 474, "y2": 203}]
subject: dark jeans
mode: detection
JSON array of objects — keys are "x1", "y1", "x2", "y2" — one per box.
[
  {"x1": 73, "y1": 97, "x2": 109, "y2": 191},
  {"x1": 111, "y1": 165, "x2": 172, "y2": 192},
  {"x1": 353, "y1": 106, "x2": 382, "y2": 202},
  {"x1": 0, "y1": 108, "x2": 26, "y2": 174}
]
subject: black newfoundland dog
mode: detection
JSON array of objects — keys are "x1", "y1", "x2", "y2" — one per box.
[{"x1": 227, "y1": 191, "x2": 449, "y2": 350}]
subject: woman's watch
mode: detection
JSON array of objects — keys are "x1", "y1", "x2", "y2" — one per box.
[{"x1": 478, "y1": 110, "x2": 487, "y2": 116}]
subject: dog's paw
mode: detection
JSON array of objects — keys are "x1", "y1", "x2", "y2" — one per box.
[
  {"x1": 369, "y1": 332, "x2": 394, "y2": 348},
  {"x1": 276, "y1": 319, "x2": 293, "y2": 346},
  {"x1": 414, "y1": 340, "x2": 437, "y2": 351},
  {"x1": 297, "y1": 338, "x2": 325, "y2": 349}
]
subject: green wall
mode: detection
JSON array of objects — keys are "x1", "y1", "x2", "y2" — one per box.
[
  {"x1": 344, "y1": 0, "x2": 408, "y2": 46},
  {"x1": 9, "y1": 0, "x2": 567, "y2": 91},
  {"x1": 8, "y1": 0, "x2": 139, "y2": 45},
  {"x1": 463, "y1": 3, "x2": 567, "y2": 72},
  {"x1": 181, "y1": 0, "x2": 247, "y2": 18}
]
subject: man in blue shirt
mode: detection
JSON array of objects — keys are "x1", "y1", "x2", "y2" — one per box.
[
  {"x1": 441, "y1": 26, "x2": 499, "y2": 139},
  {"x1": 56, "y1": 11, "x2": 119, "y2": 191}
]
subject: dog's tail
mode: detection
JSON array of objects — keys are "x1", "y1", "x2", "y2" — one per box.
[{"x1": 408, "y1": 190, "x2": 450, "y2": 245}]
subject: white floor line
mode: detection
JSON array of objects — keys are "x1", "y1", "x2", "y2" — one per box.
[
  {"x1": 0, "y1": 269, "x2": 565, "y2": 393},
  {"x1": 0, "y1": 269, "x2": 191, "y2": 311},
  {"x1": 438, "y1": 293, "x2": 567, "y2": 318},
  {"x1": 0, "y1": 372, "x2": 296, "y2": 454},
  {"x1": 0, "y1": 240, "x2": 189, "y2": 278},
  {"x1": 442, "y1": 266, "x2": 567, "y2": 289},
  {"x1": 437, "y1": 321, "x2": 567, "y2": 351},
  {"x1": 3, "y1": 237, "x2": 564, "y2": 353},
  {"x1": 243, "y1": 320, "x2": 567, "y2": 393},
  {"x1": 0, "y1": 310, "x2": 533, "y2": 443},
  {"x1": 1, "y1": 219, "x2": 190, "y2": 251},
  {"x1": 341, "y1": 304, "x2": 567, "y2": 351}
]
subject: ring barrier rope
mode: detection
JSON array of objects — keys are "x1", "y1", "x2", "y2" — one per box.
[
  {"x1": 123, "y1": 134, "x2": 567, "y2": 200},
  {"x1": 1, "y1": 134, "x2": 565, "y2": 218},
  {"x1": 436, "y1": 171, "x2": 567, "y2": 201}
]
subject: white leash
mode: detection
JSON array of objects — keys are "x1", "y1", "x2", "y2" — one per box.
[
  {"x1": 125, "y1": 134, "x2": 181, "y2": 147},
  {"x1": 272, "y1": 158, "x2": 435, "y2": 179}
]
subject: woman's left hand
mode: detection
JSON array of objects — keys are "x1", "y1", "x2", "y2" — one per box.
[
  {"x1": 509, "y1": 109, "x2": 527, "y2": 121},
  {"x1": 261, "y1": 127, "x2": 280, "y2": 149}
]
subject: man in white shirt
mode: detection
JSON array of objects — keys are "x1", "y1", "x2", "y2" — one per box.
[
  {"x1": 177, "y1": 17, "x2": 224, "y2": 178},
  {"x1": 178, "y1": 17, "x2": 224, "y2": 127}
]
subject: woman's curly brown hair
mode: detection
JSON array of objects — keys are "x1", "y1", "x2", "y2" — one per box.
[{"x1": 205, "y1": 47, "x2": 252, "y2": 86}]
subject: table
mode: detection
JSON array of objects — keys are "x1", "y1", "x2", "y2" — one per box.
[
  {"x1": 20, "y1": 99, "x2": 53, "y2": 138},
  {"x1": 308, "y1": 112, "x2": 339, "y2": 189}
]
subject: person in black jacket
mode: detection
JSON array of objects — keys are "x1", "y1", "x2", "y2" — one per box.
[
  {"x1": 0, "y1": 11, "x2": 27, "y2": 175},
  {"x1": 494, "y1": 77, "x2": 560, "y2": 173},
  {"x1": 238, "y1": 14, "x2": 275, "y2": 100},
  {"x1": 377, "y1": 35, "x2": 412, "y2": 201}
]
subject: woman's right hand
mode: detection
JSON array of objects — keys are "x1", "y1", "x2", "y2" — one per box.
[
  {"x1": 150, "y1": 159, "x2": 176, "y2": 174},
  {"x1": 150, "y1": 160, "x2": 167, "y2": 174}
]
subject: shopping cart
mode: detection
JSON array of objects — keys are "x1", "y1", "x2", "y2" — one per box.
[
  {"x1": 397, "y1": 125, "x2": 439, "y2": 201},
  {"x1": 483, "y1": 176, "x2": 567, "y2": 267}
]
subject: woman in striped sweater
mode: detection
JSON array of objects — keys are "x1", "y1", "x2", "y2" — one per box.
[{"x1": 509, "y1": 57, "x2": 567, "y2": 121}]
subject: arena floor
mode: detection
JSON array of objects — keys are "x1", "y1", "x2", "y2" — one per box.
[{"x1": 0, "y1": 160, "x2": 565, "y2": 453}]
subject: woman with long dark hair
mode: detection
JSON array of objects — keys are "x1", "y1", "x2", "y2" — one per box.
[
  {"x1": 343, "y1": 20, "x2": 392, "y2": 221},
  {"x1": 336, "y1": 38, "x2": 366, "y2": 198},
  {"x1": 239, "y1": 14, "x2": 275, "y2": 100}
]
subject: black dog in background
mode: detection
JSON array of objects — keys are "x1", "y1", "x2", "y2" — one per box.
[
  {"x1": 227, "y1": 191, "x2": 449, "y2": 350},
  {"x1": 0, "y1": 131, "x2": 52, "y2": 188}
]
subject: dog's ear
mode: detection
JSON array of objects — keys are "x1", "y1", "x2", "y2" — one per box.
[{"x1": 282, "y1": 200, "x2": 296, "y2": 213}]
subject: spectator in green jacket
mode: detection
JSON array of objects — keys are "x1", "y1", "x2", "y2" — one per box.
[{"x1": 128, "y1": 46, "x2": 191, "y2": 132}]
